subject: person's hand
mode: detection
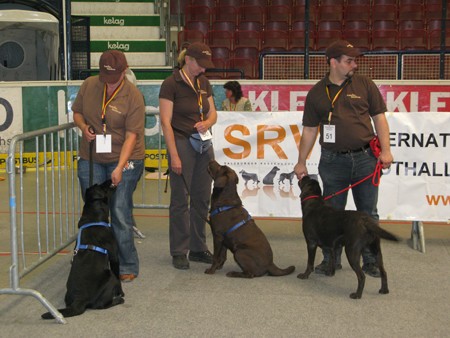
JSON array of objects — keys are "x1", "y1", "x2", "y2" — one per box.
[
  {"x1": 194, "y1": 121, "x2": 210, "y2": 134},
  {"x1": 379, "y1": 151, "x2": 393, "y2": 170},
  {"x1": 83, "y1": 125, "x2": 96, "y2": 143},
  {"x1": 294, "y1": 162, "x2": 308, "y2": 180},
  {"x1": 111, "y1": 166, "x2": 123, "y2": 186},
  {"x1": 171, "y1": 155, "x2": 182, "y2": 175}
]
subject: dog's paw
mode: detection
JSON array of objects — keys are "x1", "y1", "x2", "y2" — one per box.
[
  {"x1": 297, "y1": 273, "x2": 309, "y2": 279},
  {"x1": 204, "y1": 268, "x2": 215, "y2": 274},
  {"x1": 349, "y1": 292, "x2": 362, "y2": 299},
  {"x1": 379, "y1": 288, "x2": 389, "y2": 294}
]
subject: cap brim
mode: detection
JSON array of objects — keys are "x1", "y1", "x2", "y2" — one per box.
[
  {"x1": 99, "y1": 72, "x2": 122, "y2": 83},
  {"x1": 197, "y1": 59, "x2": 215, "y2": 69}
]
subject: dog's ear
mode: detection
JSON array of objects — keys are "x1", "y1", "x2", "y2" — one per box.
[{"x1": 214, "y1": 175, "x2": 228, "y2": 188}]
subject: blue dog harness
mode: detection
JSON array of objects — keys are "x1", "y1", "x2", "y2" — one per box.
[
  {"x1": 209, "y1": 205, "x2": 252, "y2": 235},
  {"x1": 74, "y1": 221, "x2": 111, "y2": 255}
]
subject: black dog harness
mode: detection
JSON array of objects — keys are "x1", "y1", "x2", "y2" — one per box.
[
  {"x1": 74, "y1": 221, "x2": 111, "y2": 255},
  {"x1": 210, "y1": 206, "x2": 252, "y2": 235}
]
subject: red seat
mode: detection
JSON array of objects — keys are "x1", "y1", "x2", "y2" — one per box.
[
  {"x1": 233, "y1": 46, "x2": 260, "y2": 59},
  {"x1": 372, "y1": 4, "x2": 398, "y2": 21},
  {"x1": 213, "y1": 6, "x2": 238, "y2": 23},
  {"x1": 289, "y1": 29, "x2": 315, "y2": 51},
  {"x1": 292, "y1": 4, "x2": 317, "y2": 24},
  {"x1": 399, "y1": 30, "x2": 428, "y2": 50},
  {"x1": 344, "y1": 20, "x2": 369, "y2": 32},
  {"x1": 194, "y1": 0, "x2": 216, "y2": 8},
  {"x1": 212, "y1": 21, "x2": 237, "y2": 32},
  {"x1": 206, "y1": 59, "x2": 228, "y2": 79},
  {"x1": 208, "y1": 30, "x2": 234, "y2": 49},
  {"x1": 266, "y1": 5, "x2": 291, "y2": 25},
  {"x1": 185, "y1": 5, "x2": 211, "y2": 24},
  {"x1": 428, "y1": 29, "x2": 450, "y2": 50},
  {"x1": 399, "y1": 20, "x2": 425, "y2": 31},
  {"x1": 185, "y1": 20, "x2": 209, "y2": 35},
  {"x1": 238, "y1": 21, "x2": 263, "y2": 32},
  {"x1": 265, "y1": 20, "x2": 290, "y2": 32},
  {"x1": 235, "y1": 30, "x2": 262, "y2": 49},
  {"x1": 398, "y1": 4, "x2": 424, "y2": 21},
  {"x1": 217, "y1": 0, "x2": 241, "y2": 6},
  {"x1": 318, "y1": 20, "x2": 342, "y2": 32},
  {"x1": 346, "y1": 0, "x2": 370, "y2": 5},
  {"x1": 271, "y1": 0, "x2": 292, "y2": 6},
  {"x1": 316, "y1": 30, "x2": 342, "y2": 51},
  {"x1": 425, "y1": 3, "x2": 447, "y2": 21},
  {"x1": 372, "y1": 20, "x2": 397, "y2": 31},
  {"x1": 318, "y1": 5, "x2": 344, "y2": 22},
  {"x1": 371, "y1": 29, "x2": 398, "y2": 51},
  {"x1": 242, "y1": 0, "x2": 267, "y2": 5},
  {"x1": 230, "y1": 57, "x2": 258, "y2": 79},
  {"x1": 238, "y1": 5, "x2": 265, "y2": 25},
  {"x1": 178, "y1": 30, "x2": 205, "y2": 50},
  {"x1": 210, "y1": 47, "x2": 232, "y2": 62},
  {"x1": 344, "y1": 4, "x2": 370, "y2": 22},
  {"x1": 291, "y1": 20, "x2": 315, "y2": 32},
  {"x1": 261, "y1": 30, "x2": 289, "y2": 51}
]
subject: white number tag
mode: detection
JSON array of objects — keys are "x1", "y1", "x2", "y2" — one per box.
[
  {"x1": 96, "y1": 134, "x2": 112, "y2": 153},
  {"x1": 323, "y1": 125, "x2": 336, "y2": 143},
  {"x1": 199, "y1": 129, "x2": 212, "y2": 141}
]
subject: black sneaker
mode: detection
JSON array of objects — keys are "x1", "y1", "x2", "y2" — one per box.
[
  {"x1": 362, "y1": 263, "x2": 381, "y2": 278},
  {"x1": 172, "y1": 255, "x2": 189, "y2": 270},
  {"x1": 314, "y1": 260, "x2": 342, "y2": 275},
  {"x1": 188, "y1": 250, "x2": 213, "y2": 264}
]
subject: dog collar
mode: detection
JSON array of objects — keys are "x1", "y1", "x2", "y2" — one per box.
[
  {"x1": 210, "y1": 205, "x2": 237, "y2": 217},
  {"x1": 301, "y1": 195, "x2": 321, "y2": 203},
  {"x1": 74, "y1": 222, "x2": 111, "y2": 255}
]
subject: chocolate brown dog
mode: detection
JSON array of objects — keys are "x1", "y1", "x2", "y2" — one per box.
[
  {"x1": 298, "y1": 176, "x2": 398, "y2": 299},
  {"x1": 206, "y1": 160, "x2": 295, "y2": 278},
  {"x1": 41, "y1": 179, "x2": 124, "y2": 319}
]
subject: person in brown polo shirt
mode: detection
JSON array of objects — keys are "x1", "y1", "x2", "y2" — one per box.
[
  {"x1": 294, "y1": 40, "x2": 394, "y2": 277},
  {"x1": 72, "y1": 50, "x2": 145, "y2": 282},
  {"x1": 159, "y1": 42, "x2": 217, "y2": 270}
]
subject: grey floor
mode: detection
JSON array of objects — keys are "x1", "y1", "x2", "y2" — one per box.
[{"x1": 1, "y1": 207, "x2": 449, "y2": 337}]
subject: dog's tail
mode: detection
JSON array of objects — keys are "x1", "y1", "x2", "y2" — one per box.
[
  {"x1": 267, "y1": 264, "x2": 295, "y2": 276},
  {"x1": 41, "y1": 305, "x2": 86, "y2": 320},
  {"x1": 367, "y1": 222, "x2": 399, "y2": 242}
]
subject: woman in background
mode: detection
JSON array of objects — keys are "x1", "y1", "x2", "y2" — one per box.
[{"x1": 221, "y1": 81, "x2": 252, "y2": 111}]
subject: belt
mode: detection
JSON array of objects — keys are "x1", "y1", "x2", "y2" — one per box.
[{"x1": 337, "y1": 143, "x2": 370, "y2": 154}]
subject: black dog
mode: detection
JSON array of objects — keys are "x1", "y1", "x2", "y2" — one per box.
[
  {"x1": 262, "y1": 166, "x2": 280, "y2": 185},
  {"x1": 278, "y1": 171, "x2": 295, "y2": 185},
  {"x1": 206, "y1": 161, "x2": 295, "y2": 278},
  {"x1": 297, "y1": 176, "x2": 398, "y2": 299},
  {"x1": 42, "y1": 180, "x2": 124, "y2": 319}
]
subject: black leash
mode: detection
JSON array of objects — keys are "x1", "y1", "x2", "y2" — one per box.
[{"x1": 178, "y1": 172, "x2": 212, "y2": 226}]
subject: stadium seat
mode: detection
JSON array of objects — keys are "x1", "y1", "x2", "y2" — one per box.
[
  {"x1": 261, "y1": 30, "x2": 289, "y2": 52},
  {"x1": 399, "y1": 20, "x2": 425, "y2": 31},
  {"x1": 318, "y1": 20, "x2": 343, "y2": 32},
  {"x1": 372, "y1": 29, "x2": 398, "y2": 51},
  {"x1": 185, "y1": 5, "x2": 211, "y2": 24},
  {"x1": 427, "y1": 19, "x2": 447, "y2": 33},
  {"x1": 346, "y1": 0, "x2": 370, "y2": 5},
  {"x1": 399, "y1": 30, "x2": 428, "y2": 50},
  {"x1": 316, "y1": 30, "x2": 342, "y2": 51},
  {"x1": 270, "y1": 0, "x2": 292, "y2": 6},
  {"x1": 238, "y1": 21, "x2": 263, "y2": 32},
  {"x1": 208, "y1": 30, "x2": 234, "y2": 49},
  {"x1": 398, "y1": 4, "x2": 425, "y2": 21},
  {"x1": 372, "y1": 4, "x2": 398, "y2": 22},
  {"x1": 217, "y1": 0, "x2": 241, "y2": 7},
  {"x1": 292, "y1": 4, "x2": 317, "y2": 25},
  {"x1": 185, "y1": 20, "x2": 209, "y2": 35},
  {"x1": 242, "y1": 0, "x2": 268, "y2": 5},
  {"x1": 265, "y1": 20, "x2": 290, "y2": 32},
  {"x1": 372, "y1": 20, "x2": 397, "y2": 31},
  {"x1": 289, "y1": 29, "x2": 315, "y2": 51},
  {"x1": 178, "y1": 30, "x2": 205, "y2": 50},
  {"x1": 194, "y1": 0, "x2": 216, "y2": 8},
  {"x1": 318, "y1": 5, "x2": 344, "y2": 22},
  {"x1": 429, "y1": 28, "x2": 450, "y2": 50},
  {"x1": 210, "y1": 46, "x2": 232, "y2": 61},
  {"x1": 238, "y1": 5, "x2": 265, "y2": 25},
  {"x1": 206, "y1": 59, "x2": 227, "y2": 79},
  {"x1": 425, "y1": 3, "x2": 447, "y2": 22},
  {"x1": 235, "y1": 30, "x2": 262, "y2": 49},
  {"x1": 233, "y1": 46, "x2": 260, "y2": 59},
  {"x1": 266, "y1": 5, "x2": 291, "y2": 25},
  {"x1": 344, "y1": 4, "x2": 370, "y2": 22},
  {"x1": 213, "y1": 6, "x2": 238, "y2": 23},
  {"x1": 291, "y1": 20, "x2": 315, "y2": 32},
  {"x1": 344, "y1": 20, "x2": 369, "y2": 32},
  {"x1": 212, "y1": 20, "x2": 237, "y2": 32},
  {"x1": 320, "y1": 0, "x2": 344, "y2": 5},
  {"x1": 230, "y1": 57, "x2": 258, "y2": 79}
]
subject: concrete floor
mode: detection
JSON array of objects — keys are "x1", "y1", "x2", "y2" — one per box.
[{"x1": 0, "y1": 171, "x2": 449, "y2": 337}]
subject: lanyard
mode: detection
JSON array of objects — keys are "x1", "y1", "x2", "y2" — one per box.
[
  {"x1": 101, "y1": 80, "x2": 124, "y2": 136},
  {"x1": 181, "y1": 68, "x2": 203, "y2": 121},
  {"x1": 229, "y1": 101, "x2": 237, "y2": 111},
  {"x1": 325, "y1": 80, "x2": 348, "y2": 124}
]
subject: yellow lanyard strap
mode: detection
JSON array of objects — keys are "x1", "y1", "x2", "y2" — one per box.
[
  {"x1": 325, "y1": 80, "x2": 348, "y2": 124},
  {"x1": 181, "y1": 69, "x2": 203, "y2": 121},
  {"x1": 101, "y1": 80, "x2": 124, "y2": 135}
]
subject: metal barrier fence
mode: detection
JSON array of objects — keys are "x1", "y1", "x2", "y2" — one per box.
[
  {"x1": 260, "y1": 51, "x2": 450, "y2": 80},
  {"x1": 0, "y1": 123, "x2": 81, "y2": 324}
]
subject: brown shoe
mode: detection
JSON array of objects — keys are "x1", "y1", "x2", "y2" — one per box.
[{"x1": 120, "y1": 274, "x2": 137, "y2": 283}]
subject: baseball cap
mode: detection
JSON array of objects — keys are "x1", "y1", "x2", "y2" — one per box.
[
  {"x1": 186, "y1": 42, "x2": 215, "y2": 69},
  {"x1": 99, "y1": 50, "x2": 127, "y2": 83},
  {"x1": 325, "y1": 40, "x2": 362, "y2": 60}
]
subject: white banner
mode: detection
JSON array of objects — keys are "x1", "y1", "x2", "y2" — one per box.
[
  {"x1": 0, "y1": 87, "x2": 23, "y2": 154},
  {"x1": 213, "y1": 112, "x2": 449, "y2": 222}
]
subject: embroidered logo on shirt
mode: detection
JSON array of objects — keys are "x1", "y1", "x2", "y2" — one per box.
[
  {"x1": 347, "y1": 93, "x2": 361, "y2": 99},
  {"x1": 109, "y1": 105, "x2": 123, "y2": 114},
  {"x1": 199, "y1": 89, "x2": 208, "y2": 95}
]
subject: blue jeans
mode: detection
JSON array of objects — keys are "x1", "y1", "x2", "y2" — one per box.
[
  {"x1": 318, "y1": 147, "x2": 379, "y2": 266},
  {"x1": 78, "y1": 158, "x2": 143, "y2": 275}
]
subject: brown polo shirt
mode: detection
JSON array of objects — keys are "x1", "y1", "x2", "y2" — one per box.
[
  {"x1": 303, "y1": 73, "x2": 386, "y2": 152},
  {"x1": 72, "y1": 76, "x2": 145, "y2": 163},
  {"x1": 159, "y1": 68, "x2": 212, "y2": 138}
]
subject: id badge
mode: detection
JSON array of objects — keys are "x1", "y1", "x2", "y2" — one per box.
[
  {"x1": 96, "y1": 134, "x2": 112, "y2": 153},
  {"x1": 199, "y1": 129, "x2": 212, "y2": 141},
  {"x1": 323, "y1": 125, "x2": 336, "y2": 143}
]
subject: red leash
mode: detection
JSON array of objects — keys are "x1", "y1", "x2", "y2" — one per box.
[{"x1": 323, "y1": 161, "x2": 383, "y2": 201}]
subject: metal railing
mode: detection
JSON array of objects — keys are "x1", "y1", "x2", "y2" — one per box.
[{"x1": 0, "y1": 122, "x2": 81, "y2": 324}]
